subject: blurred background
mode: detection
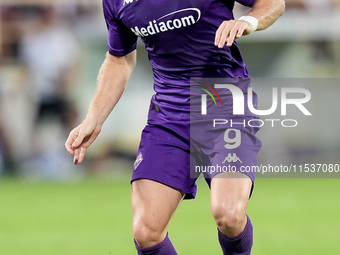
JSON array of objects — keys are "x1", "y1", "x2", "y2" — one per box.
[
  {"x1": 1, "y1": 0, "x2": 340, "y2": 254},
  {"x1": 1, "y1": 0, "x2": 340, "y2": 177}
]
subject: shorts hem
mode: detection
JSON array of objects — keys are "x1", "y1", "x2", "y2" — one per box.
[{"x1": 131, "y1": 174, "x2": 196, "y2": 200}]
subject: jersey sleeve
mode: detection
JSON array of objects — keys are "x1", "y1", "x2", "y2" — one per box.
[
  {"x1": 103, "y1": 1, "x2": 138, "y2": 56},
  {"x1": 235, "y1": 0, "x2": 256, "y2": 7}
]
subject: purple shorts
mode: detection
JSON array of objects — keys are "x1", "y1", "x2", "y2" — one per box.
[
  {"x1": 131, "y1": 117, "x2": 261, "y2": 199},
  {"x1": 131, "y1": 80, "x2": 262, "y2": 199}
]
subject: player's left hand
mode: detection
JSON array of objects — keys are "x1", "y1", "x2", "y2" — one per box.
[{"x1": 215, "y1": 20, "x2": 253, "y2": 48}]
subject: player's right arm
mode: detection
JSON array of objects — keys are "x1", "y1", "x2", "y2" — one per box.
[{"x1": 65, "y1": 50, "x2": 136, "y2": 165}]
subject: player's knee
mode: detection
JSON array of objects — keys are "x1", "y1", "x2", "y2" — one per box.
[
  {"x1": 133, "y1": 220, "x2": 164, "y2": 248},
  {"x1": 211, "y1": 204, "x2": 245, "y2": 234}
]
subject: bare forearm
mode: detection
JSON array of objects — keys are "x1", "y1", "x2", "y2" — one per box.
[
  {"x1": 215, "y1": 0, "x2": 285, "y2": 48},
  {"x1": 65, "y1": 51, "x2": 136, "y2": 164},
  {"x1": 247, "y1": 0, "x2": 285, "y2": 31},
  {"x1": 87, "y1": 51, "x2": 136, "y2": 125}
]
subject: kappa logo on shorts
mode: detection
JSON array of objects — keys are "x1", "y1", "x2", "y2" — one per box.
[
  {"x1": 222, "y1": 153, "x2": 243, "y2": 164},
  {"x1": 134, "y1": 152, "x2": 143, "y2": 170}
]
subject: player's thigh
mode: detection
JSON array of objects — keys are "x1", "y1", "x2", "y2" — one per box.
[
  {"x1": 132, "y1": 179, "x2": 184, "y2": 232},
  {"x1": 210, "y1": 172, "x2": 252, "y2": 219}
]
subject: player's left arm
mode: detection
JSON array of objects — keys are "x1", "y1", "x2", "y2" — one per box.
[{"x1": 215, "y1": 0, "x2": 285, "y2": 48}]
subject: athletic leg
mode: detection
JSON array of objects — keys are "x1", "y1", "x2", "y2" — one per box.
[
  {"x1": 210, "y1": 172, "x2": 253, "y2": 255},
  {"x1": 132, "y1": 179, "x2": 184, "y2": 254}
]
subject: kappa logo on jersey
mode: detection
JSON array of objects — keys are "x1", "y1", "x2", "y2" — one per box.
[
  {"x1": 134, "y1": 152, "x2": 143, "y2": 170},
  {"x1": 222, "y1": 153, "x2": 243, "y2": 164},
  {"x1": 131, "y1": 8, "x2": 201, "y2": 37},
  {"x1": 123, "y1": 0, "x2": 137, "y2": 5}
]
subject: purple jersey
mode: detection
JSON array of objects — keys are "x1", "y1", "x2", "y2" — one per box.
[
  {"x1": 102, "y1": 0, "x2": 262, "y2": 200},
  {"x1": 103, "y1": 0, "x2": 255, "y2": 115}
]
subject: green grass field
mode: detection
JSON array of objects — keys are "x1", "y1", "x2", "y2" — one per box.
[{"x1": 1, "y1": 176, "x2": 340, "y2": 255}]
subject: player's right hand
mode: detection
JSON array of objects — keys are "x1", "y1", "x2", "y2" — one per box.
[{"x1": 65, "y1": 118, "x2": 102, "y2": 165}]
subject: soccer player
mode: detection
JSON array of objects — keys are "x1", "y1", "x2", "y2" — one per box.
[{"x1": 65, "y1": 0, "x2": 285, "y2": 254}]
